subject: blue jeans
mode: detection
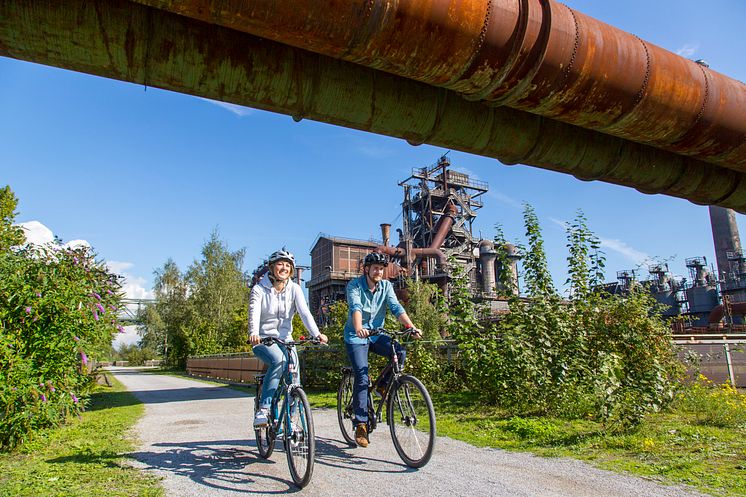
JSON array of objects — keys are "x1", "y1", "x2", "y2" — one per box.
[
  {"x1": 252, "y1": 342, "x2": 299, "y2": 411},
  {"x1": 345, "y1": 336, "x2": 405, "y2": 425}
]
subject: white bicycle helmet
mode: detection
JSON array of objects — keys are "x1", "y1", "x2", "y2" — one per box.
[{"x1": 268, "y1": 248, "x2": 295, "y2": 267}]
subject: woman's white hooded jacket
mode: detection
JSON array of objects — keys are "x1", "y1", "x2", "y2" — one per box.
[{"x1": 249, "y1": 273, "x2": 320, "y2": 341}]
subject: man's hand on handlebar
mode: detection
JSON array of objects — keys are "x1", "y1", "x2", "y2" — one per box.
[
  {"x1": 407, "y1": 326, "x2": 423, "y2": 339},
  {"x1": 355, "y1": 328, "x2": 370, "y2": 339}
]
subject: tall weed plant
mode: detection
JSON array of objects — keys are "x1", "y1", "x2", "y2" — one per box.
[{"x1": 449, "y1": 206, "x2": 683, "y2": 429}]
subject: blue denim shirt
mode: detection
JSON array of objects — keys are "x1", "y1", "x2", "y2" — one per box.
[{"x1": 343, "y1": 275, "x2": 405, "y2": 344}]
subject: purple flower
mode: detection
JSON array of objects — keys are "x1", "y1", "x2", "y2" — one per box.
[
  {"x1": 95, "y1": 302, "x2": 105, "y2": 313},
  {"x1": 71, "y1": 393, "x2": 79, "y2": 404},
  {"x1": 91, "y1": 292, "x2": 101, "y2": 301},
  {"x1": 117, "y1": 325, "x2": 125, "y2": 333},
  {"x1": 49, "y1": 385, "x2": 55, "y2": 393},
  {"x1": 73, "y1": 336, "x2": 80, "y2": 342},
  {"x1": 109, "y1": 305, "x2": 117, "y2": 311},
  {"x1": 25, "y1": 306, "x2": 32, "y2": 314},
  {"x1": 73, "y1": 256, "x2": 79, "y2": 265},
  {"x1": 40, "y1": 393, "x2": 47, "y2": 402},
  {"x1": 93, "y1": 309, "x2": 99, "y2": 321},
  {"x1": 80, "y1": 351, "x2": 88, "y2": 365},
  {"x1": 106, "y1": 289, "x2": 114, "y2": 295},
  {"x1": 36, "y1": 292, "x2": 42, "y2": 298}
]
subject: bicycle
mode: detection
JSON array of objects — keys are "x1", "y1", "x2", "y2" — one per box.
[
  {"x1": 253, "y1": 336, "x2": 319, "y2": 488},
  {"x1": 336, "y1": 328, "x2": 436, "y2": 468}
]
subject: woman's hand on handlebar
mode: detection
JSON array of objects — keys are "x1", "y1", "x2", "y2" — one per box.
[
  {"x1": 249, "y1": 334, "x2": 261, "y2": 346},
  {"x1": 317, "y1": 333, "x2": 329, "y2": 344}
]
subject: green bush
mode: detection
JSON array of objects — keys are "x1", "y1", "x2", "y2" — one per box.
[
  {"x1": 0, "y1": 244, "x2": 124, "y2": 450},
  {"x1": 676, "y1": 374, "x2": 746, "y2": 428}
]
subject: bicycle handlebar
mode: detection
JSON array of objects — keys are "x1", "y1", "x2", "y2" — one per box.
[
  {"x1": 259, "y1": 336, "x2": 325, "y2": 347},
  {"x1": 366, "y1": 327, "x2": 420, "y2": 338}
]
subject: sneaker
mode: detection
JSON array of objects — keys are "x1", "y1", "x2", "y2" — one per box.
[
  {"x1": 355, "y1": 423, "x2": 369, "y2": 448},
  {"x1": 254, "y1": 408, "x2": 269, "y2": 428}
]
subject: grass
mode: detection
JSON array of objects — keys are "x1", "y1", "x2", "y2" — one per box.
[
  {"x1": 0, "y1": 374, "x2": 163, "y2": 497},
  {"x1": 305, "y1": 388, "x2": 746, "y2": 497}
]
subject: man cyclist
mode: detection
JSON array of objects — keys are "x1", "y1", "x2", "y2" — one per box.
[{"x1": 344, "y1": 252, "x2": 421, "y2": 448}]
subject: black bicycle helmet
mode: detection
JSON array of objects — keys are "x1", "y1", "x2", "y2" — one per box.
[
  {"x1": 363, "y1": 252, "x2": 388, "y2": 267},
  {"x1": 268, "y1": 248, "x2": 295, "y2": 267}
]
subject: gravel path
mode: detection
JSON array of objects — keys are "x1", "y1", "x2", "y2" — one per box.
[{"x1": 111, "y1": 368, "x2": 710, "y2": 497}]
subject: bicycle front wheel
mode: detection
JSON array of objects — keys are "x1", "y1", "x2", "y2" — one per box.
[
  {"x1": 336, "y1": 372, "x2": 356, "y2": 445},
  {"x1": 387, "y1": 375, "x2": 436, "y2": 468},
  {"x1": 254, "y1": 383, "x2": 274, "y2": 459},
  {"x1": 284, "y1": 387, "x2": 315, "y2": 488}
]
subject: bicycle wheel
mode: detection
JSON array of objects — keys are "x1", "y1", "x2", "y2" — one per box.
[
  {"x1": 254, "y1": 383, "x2": 275, "y2": 459},
  {"x1": 387, "y1": 375, "x2": 436, "y2": 468},
  {"x1": 284, "y1": 387, "x2": 315, "y2": 488},
  {"x1": 336, "y1": 372, "x2": 356, "y2": 445}
]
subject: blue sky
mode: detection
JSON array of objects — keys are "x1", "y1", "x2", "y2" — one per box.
[{"x1": 2, "y1": 0, "x2": 745, "y2": 332}]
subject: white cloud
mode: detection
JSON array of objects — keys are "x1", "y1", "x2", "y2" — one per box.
[
  {"x1": 112, "y1": 325, "x2": 140, "y2": 348},
  {"x1": 487, "y1": 190, "x2": 522, "y2": 210},
  {"x1": 200, "y1": 97, "x2": 254, "y2": 117},
  {"x1": 676, "y1": 43, "x2": 699, "y2": 57},
  {"x1": 107, "y1": 261, "x2": 153, "y2": 300},
  {"x1": 17, "y1": 220, "x2": 54, "y2": 245},
  {"x1": 107, "y1": 260, "x2": 134, "y2": 274},
  {"x1": 548, "y1": 217, "x2": 569, "y2": 231},
  {"x1": 599, "y1": 237, "x2": 650, "y2": 265},
  {"x1": 63, "y1": 239, "x2": 91, "y2": 250}
]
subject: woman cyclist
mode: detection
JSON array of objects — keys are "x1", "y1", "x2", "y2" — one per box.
[{"x1": 249, "y1": 248, "x2": 328, "y2": 427}]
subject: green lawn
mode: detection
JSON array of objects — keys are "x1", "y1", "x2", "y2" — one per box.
[
  {"x1": 306, "y1": 388, "x2": 746, "y2": 497},
  {"x1": 0, "y1": 374, "x2": 163, "y2": 497}
]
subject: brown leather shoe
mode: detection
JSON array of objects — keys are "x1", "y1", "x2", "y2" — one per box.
[{"x1": 355, "y1": 423, "x2": 369, "y2": 448}]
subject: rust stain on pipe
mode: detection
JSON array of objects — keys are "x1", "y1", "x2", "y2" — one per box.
[{"x1": 132, "y1": 0, "x2": 746, "y2": 171}]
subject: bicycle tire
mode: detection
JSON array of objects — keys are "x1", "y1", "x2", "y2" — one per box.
[
  {"x1": 284, "y1": 387, "x2": 315, "y2": 488},
  {"x1": 387, "y1": 375, "x2": 436, "y2": 468},
  {"x1": 336, "y1": 372, "x2": 357, "y2": 445},
  {"x1": 254, "y1": 382, "x2": 275, "y2": 459}
]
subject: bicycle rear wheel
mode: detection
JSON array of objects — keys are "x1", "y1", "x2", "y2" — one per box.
[
  {"x1": 336, "y1": 371, "x2": 356, "y2": 445},
  {"x1": 284, "y1": 387, "x2": 315, "y2": 488},
  {"x1": 254, "y1": 382, "x2": 275, "y2": 459},
  {"x1": 387, "y1": 375, "x2": 436, "y2": 468}
]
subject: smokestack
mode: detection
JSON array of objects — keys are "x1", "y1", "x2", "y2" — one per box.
[
  {"x1": 380, "y1": 223, "x2": 391, "y2": 247},
  {"x1": 479, "y1": 240, "x2": 497, "y2": 295},
  {"x1": 496, "y1": 243, "x2": 520, "y2": 296},
  {"x1": 709, "y1": 206, "x2": 745, "y2": 279},
  {"x1": 295, "y1": 267, "x2": 304, "y2": 285}
]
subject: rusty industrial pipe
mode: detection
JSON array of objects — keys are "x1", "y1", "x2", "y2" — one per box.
[
  {"x1": 5, "y1": 1, "x2": 746, "y2": 211},
  {"x1": 708, "y1": 302, "x2": 746, "y2": 325},
  {"x1": 132, "y1": 0, "x2": 746, "y2": 173},
  {"x1": 377, "y1": 202, "x2": 457, "y2": 268}
]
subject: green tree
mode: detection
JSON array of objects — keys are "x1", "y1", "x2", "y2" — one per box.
[
  {"x1": 0, "y1": 185, "x2": 25, "y2": 251},
  {"x1": 139, "y1": 231, "x2": 249, "y2": 367}
]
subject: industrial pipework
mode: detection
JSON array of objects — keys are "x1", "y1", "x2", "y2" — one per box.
[
  {"x1": 132, "y1": 0, "x2": 746, "y2": 173},
  {"x1": 4, "y1": 1, "x2": 746, "y2": 210}
]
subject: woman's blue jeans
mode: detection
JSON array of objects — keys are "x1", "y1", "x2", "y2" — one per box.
[
  {"x1": 252, "y1": 342, "x2": 299, "y2": 411},
  {"x1": 345, "y1": 336, "x2": 405, "y2": 425}
]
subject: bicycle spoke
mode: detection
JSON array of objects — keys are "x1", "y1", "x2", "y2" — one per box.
[
  {"x1": 285, "y1": 388, "x2": 315, "y2": 488},
  {"x1": 388, "y1": 375, "x2": 436, "y2": 468}
]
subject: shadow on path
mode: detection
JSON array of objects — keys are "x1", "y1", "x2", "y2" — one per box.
[{"x1": 131, "y1": 439, "x2": 303, "y2": 494}]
